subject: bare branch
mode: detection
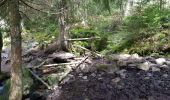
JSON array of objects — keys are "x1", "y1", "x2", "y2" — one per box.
[
  {"x1": 0, "y1": 0, "x2": 7, "y2": 7},
  {"x1": 27, "y1": 68, "x2": 52, "y2": 90},
  {"x1": 66, "y1": 37, "x2": 100, "y2": 41},
  {"x1": 20, "y1": 0, "x2": 67, "y2": 15}
]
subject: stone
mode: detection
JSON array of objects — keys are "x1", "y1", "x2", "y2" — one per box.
[
  {"x1": 151, "y1": 67, "x2": 160, "y2": 72},
  {"x1": 79, "y1": 73, "x2": 83, "y2": 77},
  {"x1": 147, "y1": 73, "x2": 152, "y2": 77},
  {"x1": 116, "y1": 69, "x2": 126, "y2": 78},
  {"x1": 131, "y1": 53, "x2": 141, "y2": 59},
  {"x1": 111, "y1": 77, "x2": 121, "y2": 83},
  {"x1": 119, "y1": 54, "x2": 131, "y2": 60},
  {"x1": 155, "y1": 58, "x2": 166, "y2": 65},
  {"x1": 91, "y1": 73, "x2": 96, "y2": 77},
  {"x1": 166, "y1": 61, "x2": 170, "y2": 66},
  {"x1": 107, "y1": 64, "x2": 119, "y2": 74},
  {"x1": 163, "y1": 74, "x2": 168, "y2": 78},
  {"x1": 110, "y1": 54, "x2": 130, "y2": 61},
  {"x1": 128, "y1": 64, "x2": 137, "y2": 68},
  {"x1": 82, "y1": 76, "x2": 88, "y2": 80},
  {"x1": 160, "y1": 65, "x2": 169, "y2": 69},
  {"x1": 138, "y1": 62, "x2": 151, "y2": 71},
  {"x1": 117, "y1": 60, "x2": 127, "y2": 67},
  {"x1": 150, "y1": 63, "x2": 159, "y2": 68}
]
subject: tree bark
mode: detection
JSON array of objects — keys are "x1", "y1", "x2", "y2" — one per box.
[
  {"x1": 44, "y1": 0, "x2": 70, "y2": 53},
  {"x1": 57, "y1": 0, "x2": 69, "y2": 51},
  {"x1": 0, "y1": 30, "x2": 2, "y2": 74},
  {"x1": 8, "y1": 0, "x2": 23, "y2": 100}
]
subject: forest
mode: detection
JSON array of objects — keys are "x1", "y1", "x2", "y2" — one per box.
[{"x1": 0, "y1": 0, "x2": 170, "y2": 100}]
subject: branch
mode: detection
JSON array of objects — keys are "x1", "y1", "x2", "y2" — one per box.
[
  {"x1": 74, "y1": 45, "x2": 103, "y2": 57},
  {"x1": 66, "y1": 37, "x2": 100, "y2": 41},
  {"x1": 42, "y1": 62, "x2": 81, "y2": 68},
  {"x1": 75, "y1": 54, "x2": 91, "y2": 68},
  {"x1": 20, "y1": 0, "x2": 67, "y2": 15},
  {"x1": 27, "y1": 68, "x2": 52, "y2": 90},
  {"x1": 19, "y1": 11, "x2": 31, "y2": 21},
  {"x1": 0, "y1": 0, "x2": 6, "y2": 7}
]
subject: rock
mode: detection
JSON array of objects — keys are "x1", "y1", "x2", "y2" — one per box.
[
  {"x1": 128, "y1": 64, "x2": 137, "y2": 68},
  {"x1": 111, "y1": 77, "x2": 121, "y2": 83},
  {"x1": 144, "y1": 56, "x2": 156, "y2": 63},
  {"x1": 107, "y1": 64, "x2": 119, "y2": 74},
  {"x1": 151, "y1": 67, "x2": 160, "y2": 72},
  {"x1": 116, "y1": 69, "x2": 126, "y2": 78},
  {"x1": 119, "y1": 54, "x2": 131, "y2": 60},
  {"x1": 82, "y1": 76, "x2": 87, "y2": 80},
  {"x1": 91, "y1": 73, "x2": 96, "y2": 77},
  {"x1": 80, "y1": 64, "x2": 96, "y2": 73},
  {"x1": 138, "y1": 62, "x2": 151, "y2": 71},
  {"x1": 49, "y1": 52, "x2": 75, "y2": 63},
  {"x1": 109, "y1": 54, "x2": 130, "y2": 61},
  {"x1": 155, "y1": 58, "x2": 166, "y2": 65},
  {"x1": 49, "y1": 52, "x2": 75, "y2": 59},
  {"x1": 96, "y1": 64, "x2": 109, "y2": 71},
  {"x1": 147, "y1": 73, "x2": 152, "y2": 77},
  {"x1": 131, "y1": 53, "x2": 141, "y2": 59},
  {"x1": 150, "y1": 63, "x2": 159, "y2": 68},
  {"x1": 163, "y1": 74, "x2": 168, "y2": 78},
  {"x1": 160, "y1": 65, "x2": 169, "y2": 69},
  {"x1": 166, "y1": 61, "x2": 170, "y2": 66},
  {"x1": 79, "y1": 73, "x2": 83, "y2": 77},
  {"x1": 117, "y1": 60, "x2": 128, "y2": 67}
]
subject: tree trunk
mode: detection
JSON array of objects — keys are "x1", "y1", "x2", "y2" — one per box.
[
  {"x1": 44, "y1": 0, "x2": 69, "y2": 53},
  {"x1": 57, "y1": 0, "x2": 69, "y2": 51},
  {"x1": 8, "y1": 0, "x2": 23, "y2": 100},
  {"x1": 0, "y1": 30, "x2": 2, "y2": 74}
]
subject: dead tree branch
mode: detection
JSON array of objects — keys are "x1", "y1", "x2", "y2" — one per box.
[
  {"x1": 67, "y1": 37, "x2": 100, "y2": 41},
  {"x1": 0, "y1": 0, "x2": 6, "y2": 7},
  {"x1": 74, "y1": 45, "x2": 103, "y2": 57},
  {"x1": 27, "y1": 68, "x2": 52, "y2": 90}
]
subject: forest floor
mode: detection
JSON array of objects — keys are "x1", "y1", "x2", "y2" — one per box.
[{"x1": 2, "y1": 48, "x2": 170, "y2": 100}]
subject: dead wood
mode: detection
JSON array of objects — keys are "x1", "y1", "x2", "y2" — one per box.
[
  {"x1": 27, "y1": 68, "x2": 52, "y2": 90},
  {"x1": 66, "y1": 37, "x2": 100, "y2": 41},
  {"x1": 74, "y1": 45, "x2": 103, "y2": 57}
]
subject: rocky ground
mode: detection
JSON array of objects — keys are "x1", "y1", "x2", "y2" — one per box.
[
  {"x1": 25, "y1": 53, "x2": 170, "y2": 100},
  {"x1": 2, "y1": 48, "x2": 170, "y2": 100}
]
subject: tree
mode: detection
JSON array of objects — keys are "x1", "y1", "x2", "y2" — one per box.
[
  {"x1": 45, "y1": 0, "x2": 116, "y2": 53},
  {"x1": 8, "y1": 0, "x2": 23, "y2": 99},
  {"x1": 0, "y1": 29, "x2": 2, "y2": 74},
  {"x1": 57, "y1": 0, "x2": 69, "y2": 51}
]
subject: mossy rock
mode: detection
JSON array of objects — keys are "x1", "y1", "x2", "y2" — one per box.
[
  {"x1": 96, "y1": 64, "x2": 109, "y2": 71},
  {"x1": 96, "y1": 63, "x2": 119, "y2": 73},
  {"x1": 45, "y1": 74, "x2": 60, "y2": 86}
]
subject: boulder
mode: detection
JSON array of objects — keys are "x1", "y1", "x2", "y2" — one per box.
[
  {"x1": 48, "y1": 52, "x2": 75, "y2": 63},
  {"x1": 151, "y1": 67, "x2": 160, "y2": 72},
  {"x1": 138, "y1": 62, "x2": 151, "y2": 71},
  {"x1": 155, "y1": 58, "x2": 166, "y2": 65}
]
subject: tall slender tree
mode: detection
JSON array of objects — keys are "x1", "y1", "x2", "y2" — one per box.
[{"x1": 8, "y1": 0, "x2": 22, "y2": 99}]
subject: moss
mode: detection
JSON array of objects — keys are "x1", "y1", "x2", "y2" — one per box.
[{"x1": 96, "y1": 64, "x2": 109, "y2": 71}]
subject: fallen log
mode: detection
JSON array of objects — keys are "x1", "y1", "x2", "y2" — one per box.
[
  {"x1": 66, "y1": 37, "x2": 100, "y2": 41},
  {"x1": 42, "y1": 62, "x2": 81, "y2": 68}
]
